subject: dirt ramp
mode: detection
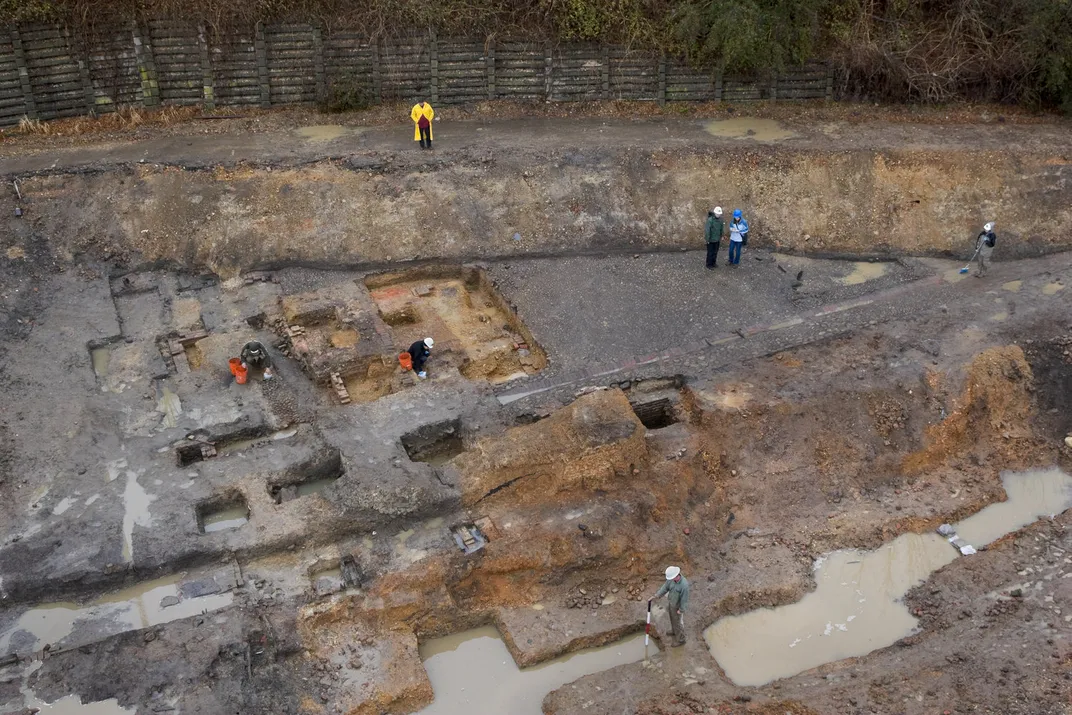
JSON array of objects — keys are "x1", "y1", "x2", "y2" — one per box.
[
  {"x1": 298, "y1": 618, "x2": 435, "y2": 715},
  {"x1": 452, "y1": 388, "x2": 648, "y2": 507},
  {"x1": 904, "y1": 345, "x2": 1035, "y2": 473}
]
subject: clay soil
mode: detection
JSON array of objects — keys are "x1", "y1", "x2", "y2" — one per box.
[
  {"x1": 3, "y1": 104, "x2": 1072, "y2": 281},
  {"x1": 0, "y1": 106, "x2": 1071, "y2": 715}
]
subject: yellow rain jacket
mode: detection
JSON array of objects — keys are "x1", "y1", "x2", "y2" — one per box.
[{"x1": 411, "y1": 102, "x2": 434, "y2": 141}]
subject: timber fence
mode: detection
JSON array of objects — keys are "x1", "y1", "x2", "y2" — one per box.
[{"x1": 0, "y1": 23, "x2": 833, "y2": 126}]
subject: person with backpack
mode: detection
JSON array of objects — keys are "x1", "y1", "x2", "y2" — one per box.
[
  {"x1": 704, "y1": 207, "x2": 725, "y2": 270},
  {"x1": 728, "y1": 209, "x2": 749, "y2": 266},
  {"x1": 975, "y1": 222, "x2": 997, "y2": 277}
]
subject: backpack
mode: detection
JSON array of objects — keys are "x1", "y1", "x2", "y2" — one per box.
[{"x1": 985, "y1": 232, "x2": 996, "y2": 248}]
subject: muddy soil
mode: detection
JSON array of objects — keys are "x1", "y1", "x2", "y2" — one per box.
[
  {"x1": 0, "y1": 250, "x2": 1067, "y2": 714},
  {"x1": 2, "y1": 109, "x2": 1072, "y2": 278},
  {"x1": 0, "y1": 101, "x2": 1063, "y2": 153},
  {"x1": 1, "y1": 112, "x2": 1072, "y2": 715}
]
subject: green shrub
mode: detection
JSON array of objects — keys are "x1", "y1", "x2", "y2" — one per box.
[
  {"x1": 668, "y1": 0, "x2": 825, "y2": 74},
  {"x1": 3, "y1": 0, "x2": 1071, "y2": 109},
  {"x1": 319, "y1": 77, "x2": 374, "y2": 113}
]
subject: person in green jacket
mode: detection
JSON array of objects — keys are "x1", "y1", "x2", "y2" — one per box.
[
  {"x1": 704, "y1": 207, "x2": 725, "y2": 270},
  {"x1": 652, "y1": 565, "x2": 690, "y2": 646}
]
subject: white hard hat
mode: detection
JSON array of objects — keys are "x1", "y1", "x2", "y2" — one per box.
[
  {"x1": 713, "y1": 206, "x2": 723, "y2": 217},
  {"x1": 665, "y1": 566, "x2": 681, "y2": 580},
  {"x1": 424, "y1": 337, "x2": 434, "y2": 348},
  {"x1": 983, "y1": 222, "x2": 994, "y2": 232}
]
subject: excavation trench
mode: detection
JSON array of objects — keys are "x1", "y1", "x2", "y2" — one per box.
[
  {"x1": 13, "y1": 124, "x2": 1072, "y2": 278},
  {"x1": 704, "y1": 467, "x2": 1072, "y2": 687},
  {"x1": 0, "y1": 570, "x2": 235, "y2": 658},
  {"x1": 1, "y1": 157, "x2": 1070, "y2": 715}
]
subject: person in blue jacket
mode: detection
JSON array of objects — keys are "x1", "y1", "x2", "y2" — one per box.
[{"x1": 728, "y1": 209, "x2": 749, "y2": 266}]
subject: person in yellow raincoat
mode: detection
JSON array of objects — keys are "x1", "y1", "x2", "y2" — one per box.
[{"x1": 411, "y1": 101, "x2": 434, "y2": 149}]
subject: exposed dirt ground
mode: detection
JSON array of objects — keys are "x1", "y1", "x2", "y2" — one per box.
[
  {"x1": 2, "y1": 105, "x2": 1072, "y2": 280},
  {"x1": 0, "y1": 101, "x2": 1063, "y2": 152},
  {"x1": 0, "y1": 107, "x2": 1071, "y2": 715}
]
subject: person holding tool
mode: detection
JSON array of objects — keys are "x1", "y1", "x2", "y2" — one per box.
[
  {"x1": 974, "y1": 221, "x2": 997, "y2": 277},
  {"x1": 959, "y1": 221, "x2": 997, "y2": 276},
  {"x1": 240, "y1": 340, "x2": 275, "y2": 381},
  {"x1": 651, "y1": 565, "x2": 690, "y2": 646},
  {"x1": 408, "y1": 337, "x2": 434, "y2": 379}
]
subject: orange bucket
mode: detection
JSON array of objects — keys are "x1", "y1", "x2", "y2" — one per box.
[
  {"x1": 398, "y1": 352, "x2": 413, "y2": 371},
  {"x1": 229, "y1": 357, "x2": 248, "y2": 384}
]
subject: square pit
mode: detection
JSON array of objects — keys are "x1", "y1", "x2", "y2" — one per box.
[
  {"x1": 197, "y1": 493, "x2": 250, "y2": 534},
  {"x1": 365, "y1": 266, "x2": 546, "y2": 384}
]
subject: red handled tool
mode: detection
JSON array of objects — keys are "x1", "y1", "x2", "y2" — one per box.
[{"x1": 645, "y1": 599, "x2": 652, "y2": 648}]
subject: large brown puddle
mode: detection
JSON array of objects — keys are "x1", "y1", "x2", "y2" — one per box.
[
  {"x1": 704, "y1": 467, "x2": 1072, "y2": 686},
  {"x1": 0, "y1": 572, "x2": 234, "y2": 656},
  {"x1": 417, "y1": 626, "x2": 650, "y2": 714},
  {"x1": 838, "y1": 262, "x2": 888, "y2": 286},
  {"x1": 703, "y1": 118, "x2": 798, "y2": 142}
]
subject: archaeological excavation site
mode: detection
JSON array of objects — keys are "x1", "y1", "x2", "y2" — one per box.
[{"x1": 1, "y1": 96, "x2": 1072, "y2": 715}]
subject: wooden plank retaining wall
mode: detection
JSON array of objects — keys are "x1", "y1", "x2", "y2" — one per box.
[{"x1": 0, "y1": 25, "x2": 832, "y2": 126}]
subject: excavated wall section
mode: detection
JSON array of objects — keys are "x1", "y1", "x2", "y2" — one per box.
[{"x1": 7, "y1": 146, "x2": 1072, "y2": 276}]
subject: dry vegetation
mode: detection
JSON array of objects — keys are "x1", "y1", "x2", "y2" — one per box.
[{"x1": 13, "y1": 105, "x2": 201, "y2": 136}]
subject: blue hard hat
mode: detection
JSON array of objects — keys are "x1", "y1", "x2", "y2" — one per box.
[{"x1": 733, "y1": 209, "x2": 742, "y2": 219}]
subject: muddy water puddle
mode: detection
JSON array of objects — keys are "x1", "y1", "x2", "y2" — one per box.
[
  {"x1": 90, "y1": 347, "x2": 110, "y2": 379},
  {"x1": 954, "y1": 468, "x2": 1072, "y2": 545},
  {"x1": 418, "y1": 627, "x2": 649, "y2": 714},
  {"x1": 0, "y1": 572, "x2": 234, "y2": 656},
  {"x1": 311, "y1": 567, "x2": 345, "y2": 594},
  {"x1": 296, "y1": 477, "x2": 336, "y2": 497},
  {"x1": 703, "y1": 118, "x2": 797, "y2": 141},
  {"x1": 838, "y1": 262, "x2": 888, "y2": 286},
  {"x1": 120, "y1": 470, "x2": 153, "y2": 563},
  {"x1": 704, "y1": 467, "x2": 1072, "y2": 686},
  {"x1": 216, "y1": 428, "x2": 298, "y2": 456},
  {"x1": 21, "y1": 693, "x2": 134, "y2": 715},
  {"x1": 201, "y1": 505, "x2": 249, "y2": 533}
]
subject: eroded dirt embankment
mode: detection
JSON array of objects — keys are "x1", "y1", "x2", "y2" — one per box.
[{"x1": 5, "y1": 141, "x2": 1072, "y2": 276}]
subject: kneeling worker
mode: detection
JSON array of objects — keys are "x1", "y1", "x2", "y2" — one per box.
[
  {"x1": 241, "y1": 340, "x2": 275, "y2": 380},
  {"x1": 408, "y1": 337, "x2": 434, "y2": 379}
]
